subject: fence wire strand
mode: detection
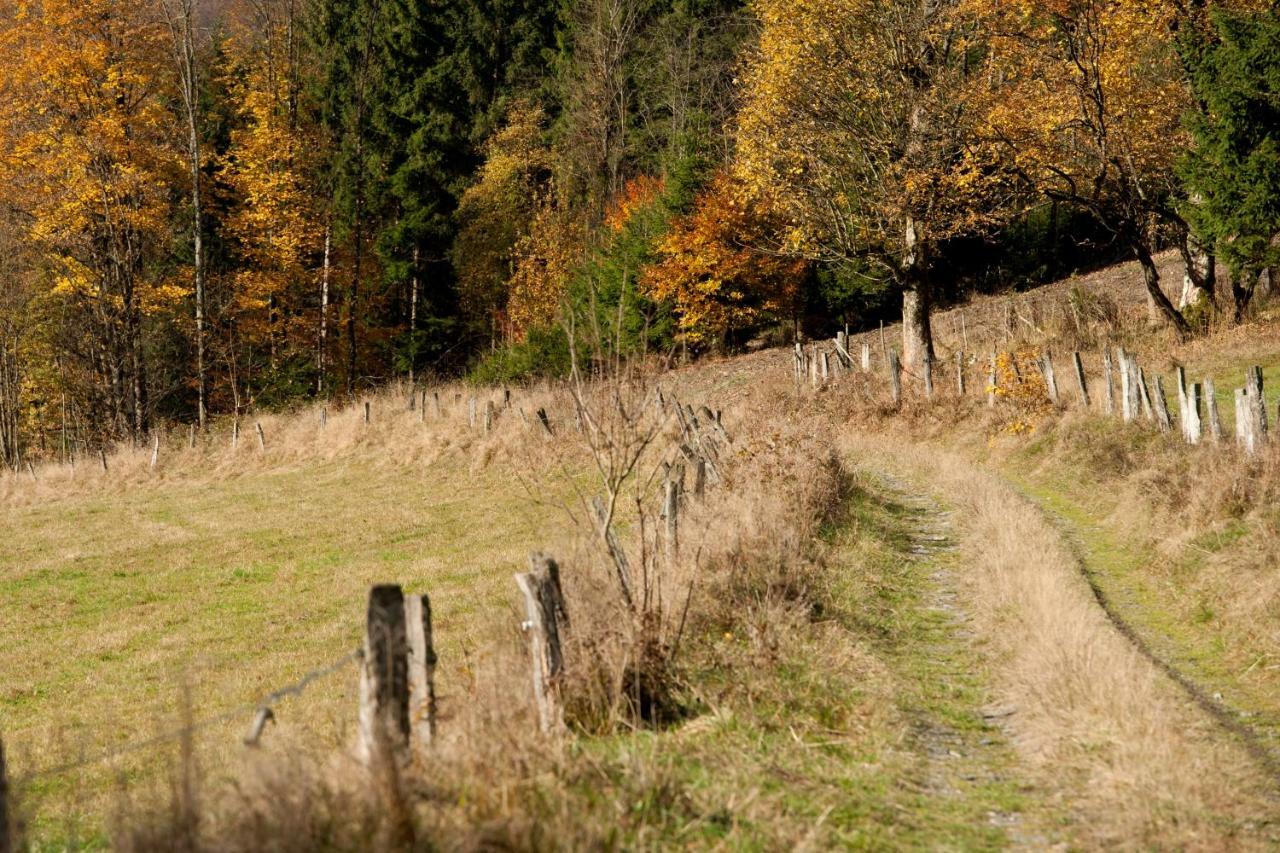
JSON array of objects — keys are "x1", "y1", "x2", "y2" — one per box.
[{"x1": 21, "y1": 648, "x2": 363, "y2": 782}]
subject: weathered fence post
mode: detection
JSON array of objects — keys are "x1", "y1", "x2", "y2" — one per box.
[
  {"x1": 1102, "y1": 350, "x2": 1115, "y2": 415},
  {"x1": 364, "y1": 401, "x2": 371, "y2": 425},
  {"x1": 1204, "y1": 378, "x2": 1222, "y2": 442},
  {"x1": 664, "y1": 479, "x2": 680, "y2": 555},
  {"x1": 232, "y1": 419, "x2": 241, "y2": 449},
  {"x1": 188, "y1": 424, "x2": 196, "y2": 449},
  {"x1": 1176, "y1": 366, "x2": 1190, "y2": 435},
  {"x1": 404, "y1": 593, "x2": 437, "y2": 747},
  {"x1": 434, "y1": 392, "x2": 442, "y2": 417},
  {"x1": 484, "y1": 400, "x2": 494, "y2": 434},
  {"x1": 1040, "y1": 352, "x2": 1059, "y2": 404},
  {"x1": 150, "y1": 434, "x2": 160, "y2": 469},
  {"x1": 861, "y1": 342, "x2": 871, "y2": 372},
  {"x1": 100, "y1": 449, "x2": 108, "y2": 472},
  {"x1": 255, "y1": 422, "x2": 266, "y2": 451},
  {"x1": 1185, "y1": 382, "x2": 1204, "y2": 445},
  {"x1": 1152, "y1": 376, "x2": 1173, "y2": 433},
  {"x1": 358, "y1": 586, "x2": 411, "y2": 766},
  {"x1": 1, "y1": 734, "x2": 10, "y2": 853},
  {"x1": 955, "y1": 351, "x2": 966, "y2": 396},
  {"x1": 468, "y1": 397, "x2": 477, "y2": 429},
  {"x1": 1235, "y1": 388, "x2": 1251, "y2": 451},
  {"x1": 1137, "y1": 367, "x2": 1155, "y2": 422},
  {"x1": 515, "y1": 553, "x2": 568, "y2": 735},
  {"x1": 320, "y1": 406, "x2": 328, "y2": 428},
  {"x1": 1118, "y1": 350, "x2": 1134, "y2": 422},
  {"x1": 923, "y1": 354, "x2": 934, "y2": 400},
  {"x1": 793, "y1": 342, "x2": 804, "y2": 385},
  {"x1": 1246, "y1": 366, "x2": 1268, "y2": 446},
  {"x1": 889, "y1": 351, "x2": 902, "y2": 406},
  {"x1": 1072, "y1": 353, "x2": 1090, "y2": 408},
  {"x1": 987, "y1": 353, "x2": 997, "y2": 408},
  {"x1": 820, "y1": 350, "x2": 830, "y2": 384}
]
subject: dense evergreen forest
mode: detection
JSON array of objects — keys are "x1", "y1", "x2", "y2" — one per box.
[{"x1": 0, "y1": 0, "x2": 1278, "y2": 463}]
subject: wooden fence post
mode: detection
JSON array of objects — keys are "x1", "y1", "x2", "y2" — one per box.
[
  {"x1": 987, "y1": 353, "x2": 997, "y2": 408},
  {"x1": 515, "y1": 553, "x2": 568, "y2": 735},
  {"x1": 1176, "y1": 366, "x2": 1190, "y2": 436},
  {"x1": 1204, "y1": 378, "x2": 1222, "y2": 442},
  {"x1": 665, "y1": 479, "x2": 680, "y2": 555},
  {"x1": 1246, "y1": 366, "x2": 1268, "y2": 446},
  {"x1": 1235, "y1": 388, "x2": 1251, "y2": 451},
  {"x1": 1137, "y1": 367, "x2": 1154, "y2": 421},
  {"x1": 1072, "y1": 353, "x2": 1090, "y2": 408},
  {"x1": 255, "y1": 422, "x2": 266, "y2": 451},
  {"x1": 820, "y1": 350, "x2": 830, "y2": 384},
  {"x1": 1153, "y1": 376, "x2": 1173, "y2": 432},
  {"x1": 100, "y1": 449, "x2": 108, "y2": 472},
  {"x1": 404, "y1": 593, "x2": 437, "y2": 747},
  {"x1": 955, "y1": 351, "x2": 966, "y2": 396},
  {"x1": 1102, "y1": 350, "x2": 1115, "y2": 415},
  {"x1": 1185, "y1": 382, "x2": 1204, "y2": 444},
  {"x1": 1040, "y1": 352, "x2": 1059, "y2": 404},
  {"x1": 536, "y1": 407, "x2": 554, "y2": 437},
  {"x1": 468, "y1": 397, "x2": 477, "y2": 429},
  {"x1": 232, "y1": 419, "x2": 240, "y2": 449},
  {"x1": 1, "y1": 734, "x2": 9, "y2": 853},
  {"x1": 188, "y1": 424, "x2": 196, "y2": 449},
  {"x1": 150, "y1": 434, "x2": 160, "y2": 469},
  {"x1": 364, "y1": 401, "x2": 371, "y2": 425},
  {"x1": 923, "y1": 354, "x2": 934, "y2": 400},
  {"x1": 1119, "y1": 350, "x2": 1134, "y2": 422},
  {"x1": 484, "y1": 400, "x2": 494, "y2": 434},
  {"x1": 434, "y1": 392, "x2": 442, "y2": 417},
  {"x1": 889, "y1": 351, "x2": 902, "y2": 406},
  {"x1": 793, "y1": 342, "x2": 803, "y2": 384},
  {"x1": 861, "y1": 342, "x2": 871, "y2": 372},
  {"x1": 358, "y1": 585, "x2": 411, "y2": 766},
  {"x1": 321, "y1": 406, "x2": 328, "y2": 427}
]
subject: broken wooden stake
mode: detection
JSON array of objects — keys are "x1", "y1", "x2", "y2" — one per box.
[
  {"x1": 1040, "y1": 352, "x2": 1059, "y2": 404},
  {"x1": 1152, "y1": 376, "x2": 1172, "y2": 433},
  {"x1": 514, "y1": 553, "x2": 568, "y2": 735},
  {"x1": 1072, "y1": 352, "x2": 1090, "y2": 408}
]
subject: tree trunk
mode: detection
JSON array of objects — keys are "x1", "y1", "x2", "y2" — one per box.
[
  {"x1": 1230, "y1": 267, "x2": 1257, "y2": 323},
  {"x1": 900, "y1": 216, "x2": 934, "y2": 373},
  {"x1": 1178, "y1": 229, "x2": 1216, "y2": 311},
  {"x1": 1134, "y1": 244, "x2": 1191, "y2": 340},
  {"x1": 318, "y1": 222, "x2": 331, "y2": 395}
]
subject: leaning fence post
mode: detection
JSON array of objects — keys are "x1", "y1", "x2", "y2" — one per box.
[
  {"x1": 1153, "y1": 376, "x2": 1173, "y2": 432},
  {"x1": 255, "y1": 422, "x2": 266, "y2": 451},
  {"x1": 404, "y1": 593, "x2": 437, "y2": 747},
  {"x1": 1137, "y1": 367, "x2": 1155, "y2": 422},
  {"x1": 1072, "y1": 353, "x2": 1090, "y2": 408},
  {"x1": 536, "y1": 407, "x2": 554, "y2": 437},
  {"x1": 357, "y1": 586, "x2": 411, "y2": 766},
  {"x1": 1204, "y1": 378, "x2": 1222, "y2": 442},
  {"x1": 889, "y1": 351, "x2": 902, "y2": 406},
  {"x1": 0, "y1": 734, "x2": 9, "y2": 853},
  {"x1": 515, "y1": 553, "x2": 568, "y2": 735}
]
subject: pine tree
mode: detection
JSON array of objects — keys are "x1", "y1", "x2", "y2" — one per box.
[{"x1": 1180, "y1": 9, "x2": 1280, "y2": 320}]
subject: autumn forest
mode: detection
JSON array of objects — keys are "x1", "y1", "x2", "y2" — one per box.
[{"x1": 1, "y1": 0, "x2": 1278, "y2": 464}]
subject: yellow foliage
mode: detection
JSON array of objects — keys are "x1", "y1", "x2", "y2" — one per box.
[{"x1": 989, "y1": 347, "x2": 1053, "y2": 437}]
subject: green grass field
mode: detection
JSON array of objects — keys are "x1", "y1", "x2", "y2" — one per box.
[{"x1": 1, "y1": 448, "x2": 570, "y2": 839}]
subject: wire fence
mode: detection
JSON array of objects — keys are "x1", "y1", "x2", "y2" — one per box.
[{"x1": 21, "y1": 648, "x2": 363, "y2": 783}]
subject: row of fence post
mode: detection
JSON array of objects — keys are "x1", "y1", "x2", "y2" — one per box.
[{"x1": 796, "y1": 332, "x2": 1274, "y2": 455}]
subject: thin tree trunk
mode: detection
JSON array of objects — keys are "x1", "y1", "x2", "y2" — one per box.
[
  {"x1": 409, "y1": 245, "x2": 418, "y2": 384},
  {"x1": 1134, "y1": 243, "x2": 1191, "y2": 340},
  {"x1": 318, "y1": 222, "x2": 331, "y2": 395}
]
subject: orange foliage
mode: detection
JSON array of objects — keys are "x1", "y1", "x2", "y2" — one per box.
[
  {"x1": 642, "y1": 175, "x2": 807, "y2": 347},
  {"x1": 604, "y1": 175, "x2": 665, "y2": 233}
]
